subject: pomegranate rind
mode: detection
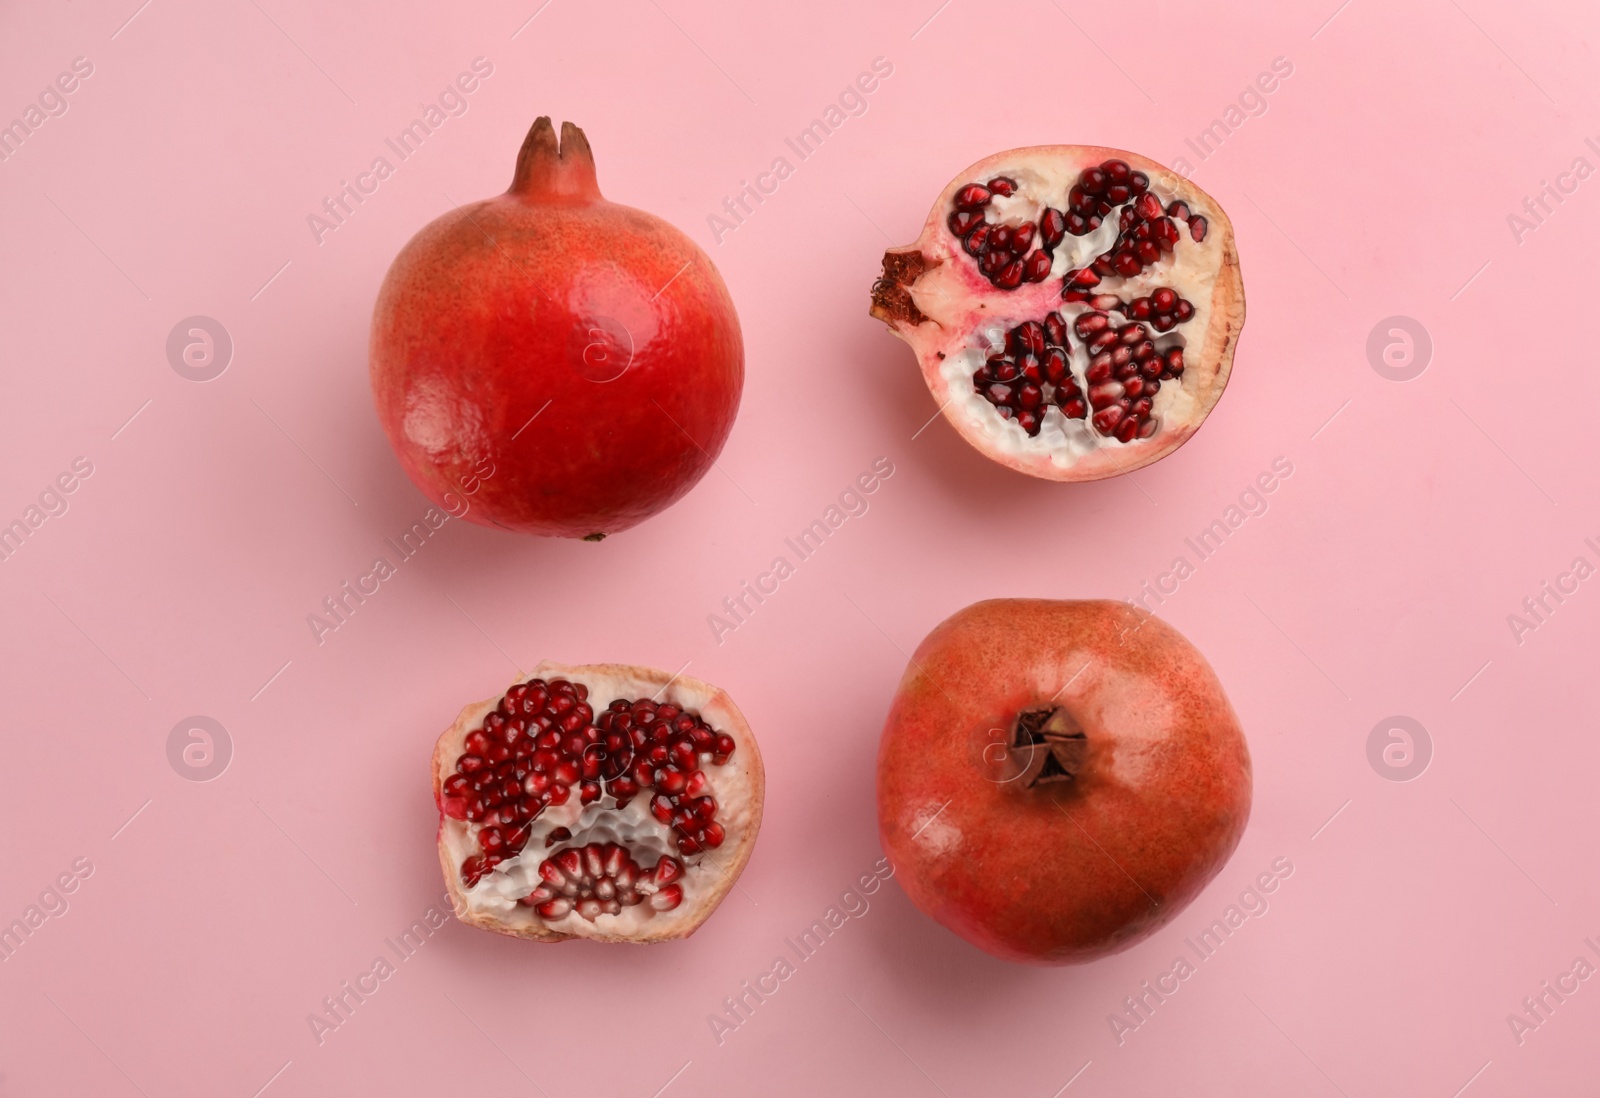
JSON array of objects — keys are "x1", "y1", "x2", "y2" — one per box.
[
  {"x1": 875, "y1": 599, "x2": 1252, "y2": 964},
  {"x1": 370, "y1": 118, "x2": 744, "y2": 539},
  {"x1": 432, "y1": 661, "x2": 764, "y2": 944},
  {"x1": 871, "y1": 146, "x2": 1244, "y2": 482}
]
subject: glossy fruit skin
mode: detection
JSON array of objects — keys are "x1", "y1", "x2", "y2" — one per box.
[
  {"x1": 370, "y1": 118, "x2": 743, "y2": 539},
  {"x1": 876, "y1": 599, "x2": 1251, "y2": 964}
]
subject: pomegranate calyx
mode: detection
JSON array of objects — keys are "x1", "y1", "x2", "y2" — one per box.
[
  {"x1": 508, "y1": 116, "x2": 602, "y2": 201},
  {"x1": 1011, "y1": 706, "x2": 1087, "y2": 787},
  {"x1": 871, "y1": 249, "x2": 933, "y2": 328}
]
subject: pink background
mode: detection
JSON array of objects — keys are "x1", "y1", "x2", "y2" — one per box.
[{"x1": 2, "y1": 1, "x2": 1597, "y2": 1094}]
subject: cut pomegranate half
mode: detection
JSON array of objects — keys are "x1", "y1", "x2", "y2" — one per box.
[
  {"x1": 871, "y1": 146, "x2": 1244, "y2": 481},
  {"x1": 431, "y1": 662, "x2": 764, "y2": 943}
]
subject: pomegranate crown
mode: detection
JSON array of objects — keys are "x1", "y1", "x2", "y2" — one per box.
[{"x1": 509, "y1": 116, "x2": 601, "y2": 200}]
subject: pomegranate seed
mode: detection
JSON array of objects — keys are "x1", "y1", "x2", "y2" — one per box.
[
  {"x1": 1129, "y1": 171, "x2": 1149, "y2": 194},
  {"x1": 1174, "y1": 299, "x2": 1194, "y2": 322},
  {"x1": 1043, "y1": 312, "x2": 1068, "y2": 348},
  {"x1": 1008, "y1": 321, "x2": 1044, "y2": 357},
  {"x1": 1092, "y1": 406, "x2": 1123, "y2": 432},
  {"x1": 1064, "y1": 267, "x2": 1100, "y2": 289},
  {"x1": 987, "y1": 176, "x2": 1016, "y2": 197},
  {"x1": 1113, "y1": 253, "x2": 1142, "y2": 277},
  {"x1": 648, "y1": 884, "x2": 683, "y2": 912},
  {"x1": 1151, "y1": 287, "x2": 1177, "y2": 312},
  {"x1": 954, "y1": 183, "x2": 991, "y2": 209},
  {"x1": 1074, "y1": 311, "x2": 1110, "y2": 337},
  {"x1": 962, "y1": 224, "x2": 990, "y2": 257},
  {"x1": 1023, "y1": 250, "x2": 1053, "y2": 282},
  {"x1": 1039, "y1": 208, "x2": 1066, "y2": 250},
  {"x1": 989, "y1": 225, "x2": 1013, "y2": 252},
  {"x1": 1011, "y1": 223, "x2": 1036, "y2": 253},
  {"x1": 1190, "y1": 216, "x2": 1208, "y2": 242},
  {"x1": 1134, "y1": 192, "x2": 1162, "y2": 221},
  {"x1": 547, "y1": 783, "x2": 571, "y2": 806},
  {"x1": 1043, "y1": 348, "x2": 1069, "y2": 384},
  {"x1": 1166, "y1": 200, "x2": 1189, "y2": 219},
  {"x1": 995, "y1": 261, "x2": 1024, "y2": 289},
  {"x1": 1136, "y1": 241, "x2": 1160, "y2": 264},
  {"x1": 1017, "y1": 383, "x2": 1043, "y2": 409},
  {"x1": 948, "y1": 209, "x2": 982, "y2": 236},
  {"x1": 1018, "y1": 355, "x2": 1042, "y2": 383},
  {"x1": 1151, "y1": 314, "x2": 1175, "y2": 333},
  {"x1": 713, "y1": 734, "x2": 736, "y2": 764},
  {"x1": 1102, "y1": 159, "x2": 1130, "y2": 183},
  {"x1": 1105, "y1": 183, "x2": 1130, "y2": 205}
]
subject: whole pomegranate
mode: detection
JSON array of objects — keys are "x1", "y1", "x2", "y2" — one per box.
[
  {"x1": 871, "y1": 147, "x2": 1243, "y2": 480},
  {"x1": 371, "y1": 117, "x2": 743, "y2": 539},
  {"x1": 876, "y1": 600, "x2": 1250, "y2": 964},
  {"x1": 434, "y1": 662, "x2": 764, "y2": 943}
]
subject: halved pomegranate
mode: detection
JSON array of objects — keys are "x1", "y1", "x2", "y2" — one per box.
[
  {"x1": 871, "y1": 147, "x2": 1244, "y2": 480},
  {"x1": 432, "y1": 662, "x2": 763, "y2": 943}
]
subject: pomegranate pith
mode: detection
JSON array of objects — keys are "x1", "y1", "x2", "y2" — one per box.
[
  {"x1": 876, "y1": 600, "x2": 1252, "y2": 965},
  {"x1": 871, "y1": 146, "x2": 1244, "y2": 481},
  {"x1": 433, "y1": 662, "x2": 764, "y2": 944},
  {"x1": 371, "y1": 117, "x2": 743, "y2": 539}
]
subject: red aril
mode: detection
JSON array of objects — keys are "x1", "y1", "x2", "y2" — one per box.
[
  {"x1": 433, "y1": 662, "x2": 763, "y2": 943},
  {"x1": 871, "y1": 147, "x2": 1244, "y2": 480},
  {"x1": 371, "y1": 117, "x2": 743, "y2": 539},
  {"x1": 876, "y1": 600, "x2": 1252, "y2": 964}
]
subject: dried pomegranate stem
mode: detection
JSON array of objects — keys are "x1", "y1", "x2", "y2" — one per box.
[
  {"x1": 1011, "y1": 706, "x2": 1087, "y2": 787},
  {"x1": 509, "y1": 116, "x2": 601, "y2": 200}
]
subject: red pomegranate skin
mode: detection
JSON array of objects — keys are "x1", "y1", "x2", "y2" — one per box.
[
  {"x1": 370, "y1": 118, "x2": 743, "y2": 539},
  {"x1": 877, "y1": 599, "x2": 1251, "y2": 964}
]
